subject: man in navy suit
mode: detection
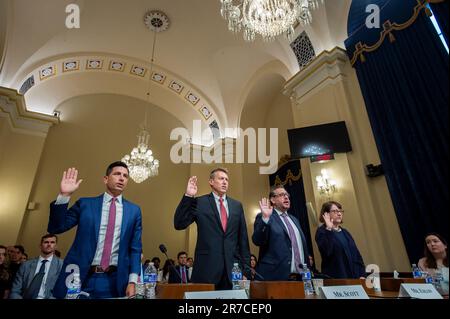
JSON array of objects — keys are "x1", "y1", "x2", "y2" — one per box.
[
  {"x1": 168, "y1": 251, "x2": 191, "y2": 284},
  {"x1": 174, "y1": 168, "x2": 250, "y2": 290},
  {"x1": 252, "y1": 185, "x2": 310, "y2": 281},
  {"x1": 48, "y1": 162, "x2": 142, "y2": 299}
]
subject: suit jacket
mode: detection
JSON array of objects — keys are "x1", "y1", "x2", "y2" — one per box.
[
  {"x1": 252, "y1": 211, "x2": 310, "y2": 281},
  {"x1": 168, "y1": 265, "x2": 191, "y2": 284},
  {"x1": 315, "y1": 224, "x2": 365, "y2": 279},
  {"x1": 9, "y1": 256, "x2": 63, "y2": 299},
  {"x1": 48, "y1": 194, "x2": 142, "y2": 298},
  {"x1": 174, "y1": 193, "x2": 250, "y2": 285}
]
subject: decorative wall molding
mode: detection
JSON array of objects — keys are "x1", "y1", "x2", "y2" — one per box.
[
  {"x1": 0, "y1": 87, "x2": 58, "y2": 136},
  {"x1": 283, "y1": 47, "x2": 350, "y2": 106},
  {"x1": 18, "y1": 54, "x2": 220, "y2": 128}
]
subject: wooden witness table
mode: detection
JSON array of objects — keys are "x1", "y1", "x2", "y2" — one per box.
[
  {"x1": 154, "y1": 278, "x2": 447, "y2": 299},
  {"x1": 156, "y1": 283, "x2": 215, "y2": 299}
]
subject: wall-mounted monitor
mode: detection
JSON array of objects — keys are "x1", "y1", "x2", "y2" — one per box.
[{"x1": 288, "y1": 121, "x2": 352, "y2": 158}]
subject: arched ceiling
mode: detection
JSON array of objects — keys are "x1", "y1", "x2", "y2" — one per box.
[{"x1": 0, "y1": 0, "x2": 352, "y2": 140}]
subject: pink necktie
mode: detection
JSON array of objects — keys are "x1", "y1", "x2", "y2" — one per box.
[
  {"x1": 100, "y1": 197, "x2": 116, "y2": 270},
  {"x1": 219, "y1": 196, "x2": 227, "y2": 232}
]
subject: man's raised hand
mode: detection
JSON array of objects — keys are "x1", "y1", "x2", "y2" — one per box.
[
  {"x1": 185, "y1": 176, "x2": 198, "y2": 197},
  {"x1": 259, "y1": 197, "x2": 273, "y2": 219},
  {"x1": 60, "y1": 167, "x2": 83, "y2": 196}
]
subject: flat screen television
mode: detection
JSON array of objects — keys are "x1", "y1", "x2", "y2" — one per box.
[{"x1": 287, "y1": 121, "x2": 352, "y2": 158}]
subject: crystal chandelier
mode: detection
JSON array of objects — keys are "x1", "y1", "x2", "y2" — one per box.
[
  {"x1": 220, "y1": 0, "x2": 323, "y2": 42},
  {"x1": 121, "y1": 11, "x2": 169, "y2": 183},
  {"x1": 122, "y1": 125, "x2": 159, "y2": 183}
]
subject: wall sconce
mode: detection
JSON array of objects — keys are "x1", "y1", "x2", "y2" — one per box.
[{"x1": 315, "y1": 169, "x2": 337, "y2": 199}]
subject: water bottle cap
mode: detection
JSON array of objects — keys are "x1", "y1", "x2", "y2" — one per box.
[{"x1": 233, "y1": 263, "x2": 238, "y2": 266}]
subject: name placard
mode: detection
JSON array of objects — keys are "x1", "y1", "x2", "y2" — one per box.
[
  {"x1": 184, "y1": 289, "x2": 249, "y2": 299},
  {"x1": 399, "y1": 283, "x2": 443, "y2": 299},
  {"x1": 319, "y1": 285, "x2": 369, "y2": 299}
]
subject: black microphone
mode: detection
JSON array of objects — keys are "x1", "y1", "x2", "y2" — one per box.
[
  {"x1": 243, "y1": 264, "x2": 265, "y2": 281},
  {"x1": 159, "y1": 244, "x2": 184, "y2": 283}
]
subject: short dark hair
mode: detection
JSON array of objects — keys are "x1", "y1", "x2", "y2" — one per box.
[
  {"x1": 177, "y1": 251, "x2": 187, "y2": 259},
  {"x1": 268, "y1": 185, "x2": 286, "y2": 205},
  {"x1": 209, "y1": 168, "x2": 229, "y2": 180},
  {"x1": 14, "y1": 245, "x2": 25, "y2": 255},
  {"x1": 151, "y1": 257, "x2": 160, "y2": 263},
  {"x1": 41, "y1": 234, "x2": 58, "y2": 244},
  {"x1": 106, "y1": 161, "x2": 129, "y2": 176},
  {"x1": 319, "y1": 201, "x2": 343, "y2": 223}
]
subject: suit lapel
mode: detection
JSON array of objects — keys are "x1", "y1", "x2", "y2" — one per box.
[
  {"x1": 121, "y1": 199, "x2": 131, "y2": 243},
  {"x1": 93, "y1": 194, "x2": 104, "y2": 244},
  {"x1": 208, "y1": 193, "x2": 224, "y2": 232},
  {"x1": 290, "y1": 215, "x2": 309, "y2": 261},
  {"x1": 225, "y1": 197, "x2": 234, "y2": 235},
  {"x1": 272, "y1": 211, "x2": 290, "y2": 240},
  {"x1": 27, "y1": 259, "x2": 39, "y2": 287}
]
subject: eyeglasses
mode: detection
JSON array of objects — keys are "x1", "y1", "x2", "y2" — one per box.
[
  {"x1": 273, "y1": 192, "x2": 290, "y2": 198},
  {"x1": 329, "y1": 209, "x2": 344, "y2": 214}
]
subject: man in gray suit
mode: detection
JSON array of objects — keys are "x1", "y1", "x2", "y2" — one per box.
[{"x1": 10, "y1": 234, "x2": 63, "y2": 299}]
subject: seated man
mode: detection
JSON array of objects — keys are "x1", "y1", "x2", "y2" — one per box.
[
  {"x1": 168, "y1": 251, "x2": 191, "y2": 284},
  {"x1": 9, "y1": 234, "x2": 62, "y2": 299}
]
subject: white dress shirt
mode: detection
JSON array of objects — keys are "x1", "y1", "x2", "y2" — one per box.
[{"x1": 35, "y1": 255, "x2": 53, "y2": 299}]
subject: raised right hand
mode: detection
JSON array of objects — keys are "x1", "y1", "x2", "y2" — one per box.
[
  {"x1": 323, "y1": 212, "x2": 334, "y2": 229},
  {"x1": 259, "y1": 197, "x2": 273, "y2": 219},
  {"x1": 185, "y1": 176, "x2": 198, "y2": 197},
  {"x1": 60, "y1": 168, "x2": 83, "y2": 196}
]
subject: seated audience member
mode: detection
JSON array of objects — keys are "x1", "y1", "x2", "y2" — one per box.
[
  {"x1": 0, "y1": 245, "x2": 11, "y2": 299},
  {"x1": 169, "y1": 251, "x2": 191, "y2": 284},
  {"x1": 418, "y1": 233, "x2": 448, "y2": 293},
  {"x1": 9, "y1": 245, "x2": 26, "y2": 281},
  {"x1": 158, "y1": 259, "x2": 174, "y2": 283},
  {"x1": 315, "y1": 201, "x2": 365, "y2": 279},
  {"x1": 186, "y1": 257, "x2": 194, "y2": 280},
  {"x1": 250, "y1": 254, "x2": 258, "y2": 280},
  {"x1": 9, "y1": 234, "x2": 63, "y2": 299},
  {"x1": 151, "y1": 257, "x2": 161, "y2": 271}
]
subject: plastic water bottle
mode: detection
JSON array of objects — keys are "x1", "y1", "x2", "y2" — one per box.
[
  {"x1": 301, "y1": 263, "x2": 314, "y2": 295},
  {"x1": 231, "y1": 263, "x2": 242, "y2": 290},
  {"x1": 412, "y1": 264, "x2": 422, "y2": 279},
  {"x1": 66, "y1": 273, "x2": 81, "y2": 299},
  {"x1": 433, "y1": 269, "x2": 444, "y2": 293},
  {"x1": 143, "y1": 262, "x2": 158, "y2": 299},
  {"x1": 423, "y1": 271, "x2": 433, "y2": 284}
]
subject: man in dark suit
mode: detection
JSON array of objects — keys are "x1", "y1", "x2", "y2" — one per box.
[
  {"x1": 252, "y1": 185, "x2": 310, "y2": 281},
  {"x1": 174, "y1": 168, "x2": 250, "y2": 290},
  {"x1": 168, "y1": 251, "x2": 191, "y2": 284},
  {"x1": 10, "y1": 234, "x2": 63, "y2": 299},
  {"x1": 48, "y1": 162, "x2": 142, "y2": 299}
]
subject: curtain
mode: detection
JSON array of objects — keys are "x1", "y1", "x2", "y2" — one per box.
[{"x1": 345, "y1": 0, "x2": 449, "y2": 264}]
